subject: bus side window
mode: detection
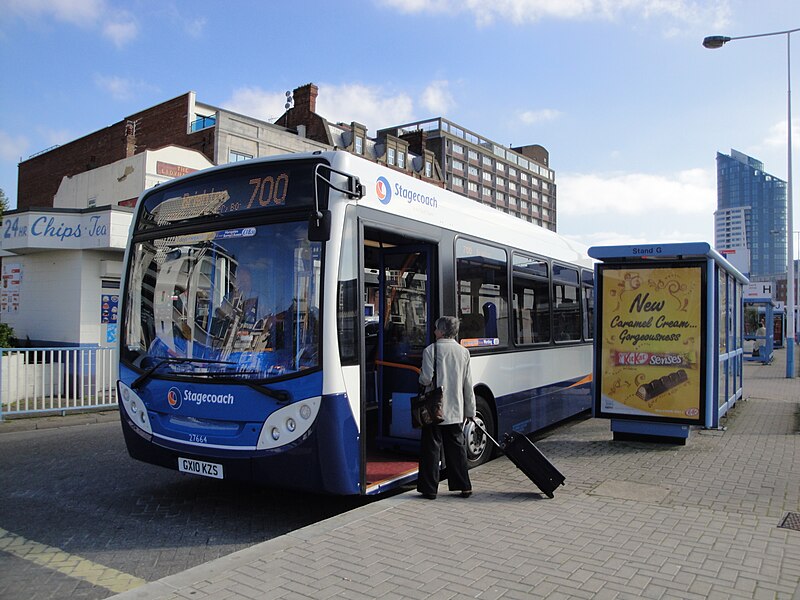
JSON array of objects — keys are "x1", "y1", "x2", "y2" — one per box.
[
  {"x1": 553, "y1": 265, "x2": 581, "y2": 342},
  {"x1": 456, "y1": 239, "x2": 509, "y2": 347},
  {"x1": 512, "y1": 253, "x2": 550, "y2": 345}
]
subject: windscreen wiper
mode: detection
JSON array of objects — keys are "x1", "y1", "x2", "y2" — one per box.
[
  {"x1": 131, "y1": 357, "x2": 236, "y2": 390},
  {"x1": 213, "y1": 371, "x2": 292, "y2": 403}
]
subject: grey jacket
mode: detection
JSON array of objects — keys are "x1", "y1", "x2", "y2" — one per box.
[{"x1": 419, "y1": 338, "x2": 476, "y2": 425}]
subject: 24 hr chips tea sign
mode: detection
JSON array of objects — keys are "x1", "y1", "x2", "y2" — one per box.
[{"x1": 597, "y1": 263, "x2": 705, "y2": 423}]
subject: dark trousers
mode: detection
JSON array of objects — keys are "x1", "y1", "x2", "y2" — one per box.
[{"x1": 417, "y1": 423, "x2": 472, "y2": 495}]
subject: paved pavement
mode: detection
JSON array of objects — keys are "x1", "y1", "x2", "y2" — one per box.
[{"x1": 15, "y1": 352, "x2": 800, "y2": 599}]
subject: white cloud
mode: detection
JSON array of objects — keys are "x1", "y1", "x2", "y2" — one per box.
[
  {"x1": 6, "y1": 0, "x2": 139, "y2": 46},
  {"x1": 0, "y1": 130, "x2": 29, "y2": 162},
  {"x1": 558, "y1": 168, "x2": 715, "y2": 216},
  {"x1": 102, "y1": 13, "x2": 138, "y2": 48},
  {"x1": 225, "y1": 87, "x2": 289, "y2": 122},
  {"x1": 185, "y1": 17, "x2": 207, "y2": 38},
  {"x1": 377, "y1": 0, "x2": 730, "y2": 28},
  {"x1": 5, "y1": 0, "x2": 106, "y2": 25},
  {"x1": 94, "y1": 74, "x2": 158, "y2": 101},
  {"x1": 224, "y1": 83, "x2": 416, "y2": 133},
  {"x1": 420, "y1": 80, "x2": 456, "y2": 114},
  {"x1": 557, "y1": 168, "x2": 716, "y2": 247},
  {"x1": 519, "y1": 108, "x2": 561, "y2": 126},
  {"x1": 316, "y1": 84, "x2": 414, "y2": 131}
]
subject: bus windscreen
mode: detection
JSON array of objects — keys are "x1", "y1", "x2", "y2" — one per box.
[{"x1": 122, "y1": 221, "x2": 322, "y2": 381}]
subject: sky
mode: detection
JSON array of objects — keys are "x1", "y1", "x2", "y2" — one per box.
[{"x1": 1, "y1": 0, "x2": 799, "y2": 249}]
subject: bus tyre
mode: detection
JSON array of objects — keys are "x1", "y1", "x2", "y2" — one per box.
[{"x1": 465, "y1": 396, "x2": 495, "y2": 468}]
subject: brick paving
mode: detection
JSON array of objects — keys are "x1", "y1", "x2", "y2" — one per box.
[{"x1": 113, "y1": 352, "x2": 800, "y2": 600}]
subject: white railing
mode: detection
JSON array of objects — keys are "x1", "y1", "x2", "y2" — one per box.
[{"x1": 0, "y1": 347, "x2": 118, "y2": 420}]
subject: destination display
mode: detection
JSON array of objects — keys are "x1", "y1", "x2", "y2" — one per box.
[
  {"x1": 595, "y1": 262, "x2": 706, "y2": 423},
  {"x1": 138, "y1": 159, "x2": 324, "y2": 230}
]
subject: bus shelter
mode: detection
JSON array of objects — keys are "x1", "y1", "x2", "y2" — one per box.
[
  {"x1": 589, "y1": 242, "x2": 748, "y2": 443},
  {"x1": 743, "y1": 298, "x2": 776, "y2": 362}
]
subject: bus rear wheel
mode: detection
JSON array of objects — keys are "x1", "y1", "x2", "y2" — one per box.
[{"x1": 465, "y1": 396, "x2": 495, "y2": 468}]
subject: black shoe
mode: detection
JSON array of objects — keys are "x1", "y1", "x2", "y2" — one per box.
[
  {"x1": 460, "y1": 490, "x2": 472, "y2": 498},
  {"x1": 420, "y1": 493, "x2": 437, "y2": 500}
]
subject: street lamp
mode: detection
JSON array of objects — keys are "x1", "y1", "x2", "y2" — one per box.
[{"x1": 704, "y1": 28, "x2": 799, "y2": 378}]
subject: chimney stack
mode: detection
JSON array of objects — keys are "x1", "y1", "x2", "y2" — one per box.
[{"x1": 292, "y1": 83, "x2": 318, "y2": 114}]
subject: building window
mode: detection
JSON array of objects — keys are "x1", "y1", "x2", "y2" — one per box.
[
  {"x1": 468, "y1": 149, "x2": 479, "y2": 160},
  {"x1": 482, "y1": 186, "x2": 492, "y2": 197},
  {"x1": 425, "y1": 161, "x2": 433, "y2": 177},
  {"x1": 482, "y1": 172, "x2": 492, "y2": 182},
  {"x1": 483, "y1": 156, "x2": 493, "y2": 167},
  {"x1": 191, "y1": 115, "x2": 216, "y2": 132},
  {"x1": 496, "y1": 191, "x2": 506, "y2": 201},
  {"x1": 229, "y1": 150, "x2": 253, "y2": 163},
  {"x1": 398, "y1": 151, "x2": 406, "y2": 169},
  {"x1": 496, "y1": 163, "x2": 505, "y2": 173},
  {"x1": 468, "y1": 181, "x2": 479, "y2": 193},
  {"x1": 521, "y1": 173, "x2": 528, "y2": 182},
  {"x1": 355, "y1": 136, "x2": 364, "y2": 155},
  {"x1": 468, "y1": 166, "x2": 479, "y2": 177},
  {"x1": 496, "y1": 177, "x2": 505, "y2": 187},
  {"x1": 509, "y1": 167, "x2": 517, "y2": 177},
  {"x1": 388, "y1": 147, "x2": 396, "y2": 166},
  {"x1": 453, "y1": 159, "x2": 464, "y2": 171},
  {"x1": 509, "y1": 182, "x2": 517, "y2": 192},
  {"x1": 452, "y1": 142, "x2": 464, "y2": 154}
]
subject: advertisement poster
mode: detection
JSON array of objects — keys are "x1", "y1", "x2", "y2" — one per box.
[
  {"x1": 596, "y1": 263, "x2": 705, "y2": 423},
  {"x1": 1, "y1": 263, "x2": 21, "y2": 314},
  {"x1": 101, "y1": 294, "x2": 119, "y2": 324}
]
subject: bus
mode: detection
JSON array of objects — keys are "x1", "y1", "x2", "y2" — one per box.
[{"x1": 118, "y1": 150, "x2": 594, "y2": 495}]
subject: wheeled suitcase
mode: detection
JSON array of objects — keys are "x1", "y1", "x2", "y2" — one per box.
[{"x1": 474, "y1": 422, "x2": 565, "y2": 498}]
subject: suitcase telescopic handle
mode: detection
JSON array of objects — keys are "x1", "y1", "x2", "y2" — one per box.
[{"x1": 470, "y1": 420, "x2": 502, "y2": 450}]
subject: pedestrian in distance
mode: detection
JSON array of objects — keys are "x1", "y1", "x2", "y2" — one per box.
[
  {"x1": 417, "y1": 316, "x2": 476, "y2": 499},
  {"x1": 753, "y1": 317, "x2": 766, "y2": 356}
]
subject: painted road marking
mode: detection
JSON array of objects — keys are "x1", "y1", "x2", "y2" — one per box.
[{"x1": 0, "y1": 527, "x2": 146, "y2": 593}]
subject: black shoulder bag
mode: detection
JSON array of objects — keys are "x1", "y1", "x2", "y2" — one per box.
[{"x1": 411, "y1": 343, "x2": 445, "y2": 428}]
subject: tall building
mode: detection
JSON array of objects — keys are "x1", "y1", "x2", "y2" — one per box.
[
  {"x1": 715, "y1": 149, "x2": 787, "y2": 281},
  {"x1": 377, "y1": 119, "x2": 557, "y2": 231}
]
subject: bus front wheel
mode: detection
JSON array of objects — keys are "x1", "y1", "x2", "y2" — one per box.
[{"x1": 465, "y1": 396, "x2": 495, "y2": 468}]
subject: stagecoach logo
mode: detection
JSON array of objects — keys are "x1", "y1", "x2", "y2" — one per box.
[
  {"x1": 167, "y1": 387, "x2": 182, "y2": 410},
  {"x1": 375, "y1": 176, "x2": 439, "y2": 209},
  {"x1": 376, "y1": 176, "x2": 392, "y2": 205},
  {"x1": 167, "y1": 387, "x2": 236, "y2": 410}
]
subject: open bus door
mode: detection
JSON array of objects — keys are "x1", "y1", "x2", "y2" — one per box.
[{"x1": 361, "y1": 228, "x2": 436, "y2": 494}]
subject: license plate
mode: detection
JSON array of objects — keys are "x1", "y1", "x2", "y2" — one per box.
[{"x1": 178, "y1": 457, "x2": 223, "y2": 479}]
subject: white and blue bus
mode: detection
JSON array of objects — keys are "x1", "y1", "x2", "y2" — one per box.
[{"x1": 118, "y1": 151, "x2": 594, "y2": 495}]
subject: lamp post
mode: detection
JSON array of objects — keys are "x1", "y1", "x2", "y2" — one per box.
[{"x1": 704, "y1": 28, "x2": 799, "y2": 378}]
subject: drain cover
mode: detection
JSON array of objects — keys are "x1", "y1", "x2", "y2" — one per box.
[{"x1": 778, "y1": 512, "x2": 800, "y2": 531}]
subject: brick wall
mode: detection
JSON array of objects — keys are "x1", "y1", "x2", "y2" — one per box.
[{"x1": 17, "y1": 93, "x2": 216, "y2": 210}]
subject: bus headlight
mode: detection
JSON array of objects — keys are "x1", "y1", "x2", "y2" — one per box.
[
  {"x1": 118, "y1": 381, "x2": 153, "y2": 435},
  {"x1": 256, "y1": 396, "x2": 321, "y2": 450}
]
